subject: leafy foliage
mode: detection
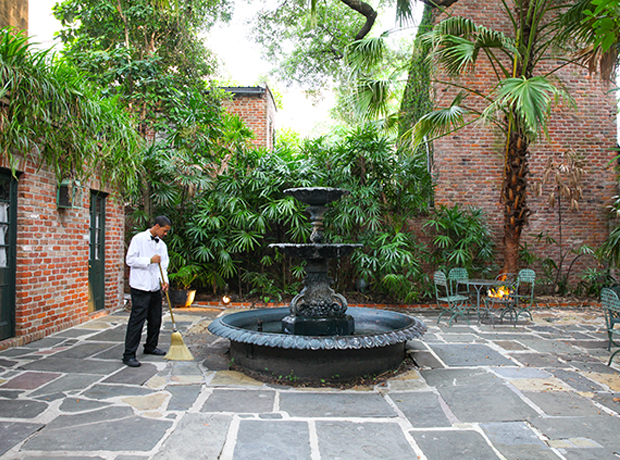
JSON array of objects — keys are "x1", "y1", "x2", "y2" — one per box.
[
  {"x1": 251, "y1": 0, "x2": 364, "y2": 87},
  {"x1": 413, "y1": 0, "x2": 576, "y2": 275},
  {"x1": 53, "y1": 0, "x2": 230, "y2": 132},
  {"x1": 424, "y1": 204, "x2": 496, "y2": 275},
  {"x1": 557, "y1": 0, "x2": 620, "y2": 81},
  {"x1": 0, "y1": 28, "x2": 141, "y2": 190},
  {"x1": 141, "y1": 121, "x2": 439, "y2": 302}
]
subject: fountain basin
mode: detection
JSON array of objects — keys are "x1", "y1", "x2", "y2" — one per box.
[{"x1": 208, "y1": 307, "x2": 427, "y2": 381}]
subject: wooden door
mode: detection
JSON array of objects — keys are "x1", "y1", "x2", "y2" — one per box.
[
  {"x1": 88, "y1": 191, "x2": 106, "y2": 312},
  {"x1": 0, "y1": 171, "x2": 17, "y2": 340}
]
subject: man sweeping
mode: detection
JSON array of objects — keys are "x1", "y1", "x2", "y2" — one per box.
[{"x1": 122, "y1": 215, "x2": 172, "y2": 367}]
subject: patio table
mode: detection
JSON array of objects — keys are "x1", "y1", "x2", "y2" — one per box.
[{"x1": 458, "y1": 278, "x2": 504, "y2": 322}]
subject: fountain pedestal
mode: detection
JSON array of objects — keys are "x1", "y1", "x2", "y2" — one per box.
[
  {"x1": 271, "y1": 188, "x2": 360, "y2": 336},
  {"x1": 282, "y1": 258, "x2": 354, "y2": 335}
]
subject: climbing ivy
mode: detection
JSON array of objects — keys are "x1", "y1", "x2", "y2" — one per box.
[{"x1": 398, "y1": 2, "x2": 435, "y2": 144}]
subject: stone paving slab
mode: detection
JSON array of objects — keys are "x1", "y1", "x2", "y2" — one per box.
[
  {"x1": 103, "y1": 363, "x2": 159, "y2": 385},
  {"x1": 390, "y1": 391, "x2": 452, "y2": 427},
  {"x1": 58, "y1": 397, "x2": 111, "y2": 412},
  {"x1": 45, "y1": 406, "x2": 135, "y2": 430},
  {"x1": 436, "y1": 380, "x2": 539, "y2": 422},
  {"x1": 152, "y1": 413, "x2": 231, "y2": 460},
  {"x1": 84, "y1": 325, "x2": 127, "y2": 342},
  {"x1": 428, "y1": 343, "x2": 515, "y2": 366},
  {"x1": 29, "y1": 373, "x2": 101, "y2": 397},
  {"x1": 549, "y1": 369, "x2": 605, "y2": 391},
  {"x1": 18, "y1": 357, "x2": 124, "y2": 375},
  {"x1": 522, "y1": 390, "x2": 602, "y2": 416},
  {"x1": 0, "y1": 398, "x2": 48, "y2": 418},
  {"x1": 317, "y1": 421, "x2": 419, "y2": 459},
  {"x1": 49, "y1": 342, "x2": 118, "y2": 359},
  {"x1": 529, "y1": 414, "x2": 620, "y2": 451},
  {"x1": 592, "y1": 392, "x2": 620, "y2": 413},
  {"x1": 22, "y1": 415, "x2": 173, "y2": 452},
  {"x1": 411, "y1": 429, "x2": 502, "y2": 459},
  {"x1": 0, "y1": 371, "x2": 61, "y2": 390},
  {"x1": 0, "y1": 422, "x2": 45, "y2": 456},
  {"x1": 278, "y1": 392, "x2": 397, "y2": 418},
  {"x1": 165, "y1": 385, "x2": 203, "y2": 411},
  {"x1": 201, "y1": 389, "x2": 276, "y2": 414},
  {"x1": 508, "y1": 352, "x2": 572, "y2": 368},
  {"x1": 82, "y1": 383, "x2": 154, "y2": 400},
  {"x1": 480, "y1": 422, "x2": 561, "y2": 460},
  {"x1": 233, "y1": 420, "x2": 311, "y2": 460}
]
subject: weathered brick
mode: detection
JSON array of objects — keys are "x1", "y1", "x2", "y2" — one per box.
[{"x1": 0, "y1": 153, "x2": 125, "y2": 350}]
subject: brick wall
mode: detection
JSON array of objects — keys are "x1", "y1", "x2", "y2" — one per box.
[
  {"x1": 0, "y1": 155, "x2": 125, "y2": 349},
  {"x1": 222, "y1": 86, "x2": 277, "y2": 150},
  {"x1": 431, "y1": 0, "x2": 617, "y2": 280},
  {"x1": 0, "y1": 0, "x2": 27, "y2": 31}
]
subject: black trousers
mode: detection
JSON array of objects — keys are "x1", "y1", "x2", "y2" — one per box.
[{"x1": 123, "y1": 287, "x2": 162, "y2": 360}]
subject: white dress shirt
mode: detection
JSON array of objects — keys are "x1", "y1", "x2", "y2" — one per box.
[{"x1": 126, "y1": 229, "x2": 169, "y2": 292}]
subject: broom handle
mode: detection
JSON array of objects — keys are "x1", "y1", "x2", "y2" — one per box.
[{"x1": 158, "y1": 262, "x2": 177, "y2": 331}]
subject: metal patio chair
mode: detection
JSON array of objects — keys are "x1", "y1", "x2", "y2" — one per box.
[
  {"x1": 434, "y1": 270, "x2": 471, "y2": 326},
  {"x1": 512, "y1": 269, "x2": 536, "y2": 322},
  {"x1": 448, "y1": 267, "x2": 470, "y2": 297},
  {"x1": 601, "y1": 287, "x2": 620, "y2": 365}
]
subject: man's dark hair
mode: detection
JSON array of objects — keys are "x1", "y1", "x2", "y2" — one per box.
[{"x1": 154, "y1": 215, "x2": 172, "y2": 227}]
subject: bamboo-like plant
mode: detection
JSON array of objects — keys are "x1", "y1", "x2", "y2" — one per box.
[{"x1": 0, "y1": 28, "x2": 141, "y2": 190}]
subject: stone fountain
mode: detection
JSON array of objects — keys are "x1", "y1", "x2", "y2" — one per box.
[{"x1": 208, "y1": 187, "x2": 426, "y2": 381}]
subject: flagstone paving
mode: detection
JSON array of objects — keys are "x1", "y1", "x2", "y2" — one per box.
[{"x1": 0, "y1": 305, "x2": 619, "y2": 459}]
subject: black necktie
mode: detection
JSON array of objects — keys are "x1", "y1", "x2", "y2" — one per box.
[{"x1": 151, "y1": 236, "x2": 159, "y2": 243}]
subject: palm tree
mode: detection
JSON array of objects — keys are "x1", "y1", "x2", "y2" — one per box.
[
  {"x1": 556, "y1": 0, "x2": 620, "y2": 82},
  {"x1": 412, "y1": 0, "x2": 572, "y2": 274}
]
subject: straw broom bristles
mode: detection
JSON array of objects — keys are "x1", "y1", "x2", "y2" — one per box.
[{"x1": 158, "y1": 263, "x2": 194, "y2": 361}]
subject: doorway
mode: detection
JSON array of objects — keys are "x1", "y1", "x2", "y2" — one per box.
[
  {"x1": 0, "y1": 170, "x2": 17, "y2": 340},
  {"x1": 88, "y1": 191, "x2": 106, "y2": 312}
]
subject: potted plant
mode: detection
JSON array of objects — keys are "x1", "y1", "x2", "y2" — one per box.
[{"x1": 167, "y1": 264, "x2": 202, "y2": 307}]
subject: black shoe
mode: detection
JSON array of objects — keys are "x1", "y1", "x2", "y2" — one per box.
[
  {"x1": 123, "y1": 357, "x2": 141, "y2": 367},
  {"x1": 144, "y1": 348, "x2": 166, "y2": 356}
]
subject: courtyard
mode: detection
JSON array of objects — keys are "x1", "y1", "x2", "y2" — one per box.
[{"x1": 0, "y1": 303, "x2": 619, "y2": 459}]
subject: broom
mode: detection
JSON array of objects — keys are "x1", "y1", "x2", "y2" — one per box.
[{"x1": 158, "y1": 263, "x2": 194, "y2": 361}]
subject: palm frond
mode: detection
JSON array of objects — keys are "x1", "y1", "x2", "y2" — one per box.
[
  {"x1": 412, "y1": 93, "x2": 471, "y2": 146},
  {"x1": 496, "y1": 76, "x2": 570, "y2": 137},
  {"x1": 345, "y1": 37, "x2": 387, "y2": 75},
  {"x1": 395, "y1": 0, "x2": 415, "y2": 26}
]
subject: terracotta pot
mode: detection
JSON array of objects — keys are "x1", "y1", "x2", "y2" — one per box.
[{"x1": 168, "y1": 289, "x2": 196, "y2": 307}]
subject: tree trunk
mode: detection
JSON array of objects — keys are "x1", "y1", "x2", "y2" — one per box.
[{"x1": 501, "y1": 125, "x2": 530, "y2": 274}]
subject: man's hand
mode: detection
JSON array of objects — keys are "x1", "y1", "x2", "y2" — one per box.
[
  {"x1": 161, "y1": 282, "x2": 169, "y2": 292},
  {"x1": 151, "y1": 255, "x2": 161, "y2": 264}
]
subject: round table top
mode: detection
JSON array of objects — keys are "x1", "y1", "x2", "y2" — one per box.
[{"x1": 459, "y1": 278, "x2": 504, "y2": 286}]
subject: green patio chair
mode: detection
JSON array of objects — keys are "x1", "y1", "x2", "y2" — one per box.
[
  {"x1": 434, "y1": 270, "x2": 471, "y2": 326},
  {"x1": 448, "y1": 267, "x2": 470, "y2": 297},
  {"x1": 513, "y1": 269, "x2": 536, "y2": 322},
  {"x1": 601, "y1": 287, "x2": 620, "y2": 365}
]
